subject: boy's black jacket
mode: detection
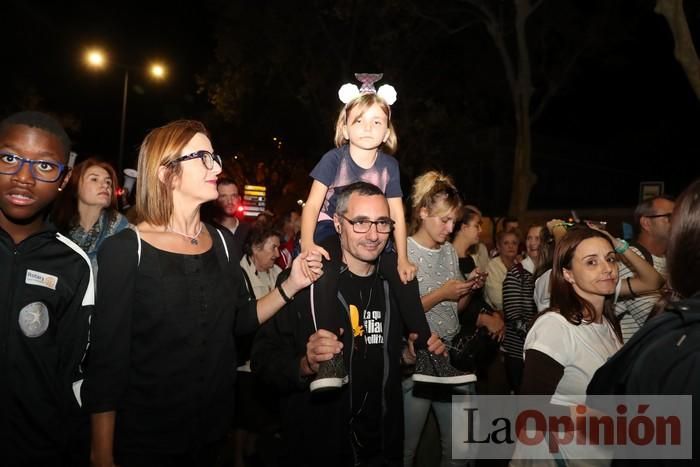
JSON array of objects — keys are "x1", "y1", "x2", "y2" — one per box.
[{"x1": 0, "y1": 225, "x2": 92, "y2": 465}]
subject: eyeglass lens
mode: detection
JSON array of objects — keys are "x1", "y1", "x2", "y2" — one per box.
[{"x1": 0, "y1": 154, "x2": 62, "y2": 182}]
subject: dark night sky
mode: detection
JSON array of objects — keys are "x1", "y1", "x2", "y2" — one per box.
[{"x1": 3, "y1": 0, "x2": 700, "y2": 213}]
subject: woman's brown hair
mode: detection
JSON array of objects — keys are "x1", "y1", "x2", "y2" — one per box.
[
  {"x1": 52, "y1": 157, "x2": 120, "y2": 232},
  {"x1": 544, "y1": 226, "x2": 622, "y2": 342},
  {"x1": 134, "y1": 120, "x2": 208, "y2": 226},
  {"x1": 667, "y1": 178, "x2": 700, "y2": 299}
]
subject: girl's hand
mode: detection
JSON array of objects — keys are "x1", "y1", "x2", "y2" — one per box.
[
  {"x1": 440, "y1": 279, "x2": 472, "y2": 302},
  {"x1": 287, "y1": 251, "x2": 324, "y2": 292},
  {"x1": 397, "y1": 257, "x2": 417, "y2": 284},
  {"x1": 90, "y1": 450, "x2": 116, "y2": 467},
  {"x1": 300, "y1": 241, "x2": 330, "y2": 281}
]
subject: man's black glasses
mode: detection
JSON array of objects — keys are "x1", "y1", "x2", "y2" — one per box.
[{"x1": 339, "y1": 214, "x2": 394, "y2": 234}]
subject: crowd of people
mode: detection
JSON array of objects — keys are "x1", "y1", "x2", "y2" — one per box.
[{"x1": 1, "y1": 72, "x2": 698, "y2": 467}]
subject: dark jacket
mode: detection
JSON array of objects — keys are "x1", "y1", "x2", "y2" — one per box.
[
  {"x1": 251, "y1": 265, "x2": 404, "y2": 466},
  {"x1": 0, "y1": 225, "x2": 93, "y2": 466}
]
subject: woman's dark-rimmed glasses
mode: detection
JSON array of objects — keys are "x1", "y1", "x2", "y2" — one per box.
[{"x1": 167, "y1": 150, "x2": 222, "y2": 170}]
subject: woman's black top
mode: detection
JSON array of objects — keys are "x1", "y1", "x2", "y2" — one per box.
[
  {"x1": 458, "y1": 255, "x2": 486, "y2": 332},
  {"x1": 83, "y1": 226, "x2": 258, "y2": 455}
]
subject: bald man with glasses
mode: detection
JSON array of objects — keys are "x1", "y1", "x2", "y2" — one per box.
[{"x1": 616, "y1": 195, "x2": 675, "y2": 342}]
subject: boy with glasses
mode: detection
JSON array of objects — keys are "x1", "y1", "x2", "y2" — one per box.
[{"x1": 0, "y1": 111, "x2": 93, "y2": 466}]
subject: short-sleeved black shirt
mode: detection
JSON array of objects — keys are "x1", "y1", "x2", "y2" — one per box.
[
  {"x1": 83, "y1": 226, "x2": 258, "y2": 456},
  {"x1": 338, "y1": 271, "x2": 385, "y2": 459}
]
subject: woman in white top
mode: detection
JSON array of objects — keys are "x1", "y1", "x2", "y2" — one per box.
[{"x1": 515, "y1": 226, "x2": 663, "y2": 464}]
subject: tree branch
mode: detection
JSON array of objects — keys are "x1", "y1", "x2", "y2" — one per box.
[
  {"x1": 409, "y1": 2, "x2": 483, "y2": 35},
  {"x1": 460, "y1": 0, "x2": 498, "y2": 25},
  {"x1": 532, "y1": 23, "x2": 597, "y2": 121},
  {"x1": 514, "y1": 0, "x2": 534, "y2": 107},
  {"x1": 460, "y1": 0, "x2": 518, "y2": 95},
  {"x1": 530, "y1": 0, "x2": 545, "y2": 14},
  {"x1": 655, "y1": 0, "x2": 700, "y2": 100}
]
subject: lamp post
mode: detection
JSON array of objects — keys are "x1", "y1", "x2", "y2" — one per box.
[
  {"x1": 83, "y1": 48, "x2": 167, "y2": 172},
  {"x1": 118, "y1": 69, "x2": 129, "y2": 172}
]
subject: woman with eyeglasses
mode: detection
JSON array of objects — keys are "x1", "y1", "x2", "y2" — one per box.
[
  {"x1": 52, "y1": 158, "x2": 129, "y2": 278},
  {"x1": 83, "y1": 120, "x2": 322, "y2": 467}
]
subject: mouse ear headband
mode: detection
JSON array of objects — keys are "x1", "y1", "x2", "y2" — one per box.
[{"x1": 338, "y1": 73, "x2": 397, "y2": 105}]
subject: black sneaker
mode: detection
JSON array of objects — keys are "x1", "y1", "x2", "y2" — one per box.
[
  {"x1": 310, "y1": 352, "x2": 348, "y2": 392},
  {"x1": 412, "y1": 349, "x2": 477, "y2": 385}
]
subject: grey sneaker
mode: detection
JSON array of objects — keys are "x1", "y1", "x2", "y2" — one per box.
[
  {"x1": 310, "y1": 352, "x2": 348, "y2": 392},
  {"x1": 412, "y1": 349, "x2": 477, "y2": 385}
]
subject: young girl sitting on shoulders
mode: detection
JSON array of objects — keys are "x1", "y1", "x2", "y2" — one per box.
[{"x1": 300, "y1": 74, "x2": 471, "y2": 391}]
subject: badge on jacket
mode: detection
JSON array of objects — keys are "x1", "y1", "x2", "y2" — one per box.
[{"x1": 19, "y1": 301, "x2": 50, "y2": 338}]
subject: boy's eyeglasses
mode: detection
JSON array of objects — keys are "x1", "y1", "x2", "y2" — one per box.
[
  {"x1": 0, "y1": 153, "x2": 67, "y2": 182},
  {"x1": 339, "y1": 214, "x2": 394, "y2": 234},
  {"x1": 167, "y1": 150, "x2": 222, "y2": 170}
]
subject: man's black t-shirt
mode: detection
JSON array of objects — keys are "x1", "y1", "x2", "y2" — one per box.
[{"x1": 338, "y1": 270, "x2": 385, "y2": 459}]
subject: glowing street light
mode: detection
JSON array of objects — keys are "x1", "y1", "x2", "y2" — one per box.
[
  {"x1": 149, "y1": 62, "x2": 167, "y2": 80},
  {"x1": 82, "y1": 47, "x2": 168, "y2": 171},
  {"x1": 85, "y1": 48, "x2": 106, "y2": 68}
]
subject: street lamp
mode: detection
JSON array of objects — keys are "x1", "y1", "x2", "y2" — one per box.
[
  {"x1": 149, "y1": 63, "x2": 167, "y2": 80},
  {"x1": 83, "y1": 47, "x2": 168, "y2": 172}
]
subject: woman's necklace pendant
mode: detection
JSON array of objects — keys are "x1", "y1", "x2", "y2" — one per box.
[{"x1": 167, "y1": 222, "x2": 204, "y2": 245}]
